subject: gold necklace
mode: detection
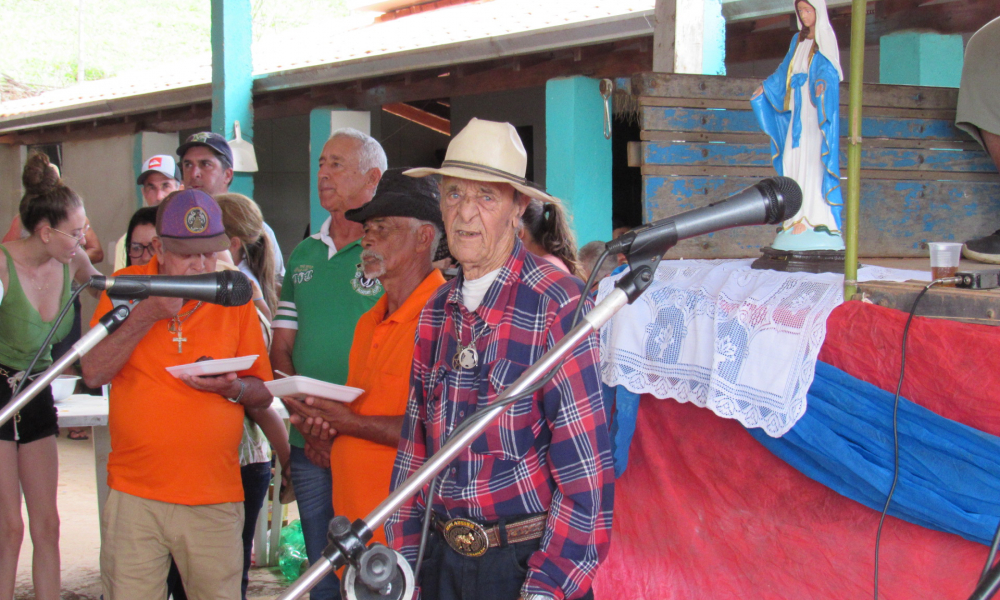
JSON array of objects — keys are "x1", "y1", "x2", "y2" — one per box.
[
  {"x1": 11, "y1": 256, "x2": 51, "y2": 292},
  {"x1": 167, "y1": 301, "x2": 203, "y2": 353}
]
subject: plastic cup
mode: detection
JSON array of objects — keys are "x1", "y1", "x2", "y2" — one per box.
[{"x1": 928, "y1": 242, "x2": 962, "y2": 285}]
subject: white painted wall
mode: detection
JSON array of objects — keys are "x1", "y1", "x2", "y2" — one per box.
[{"x1": 61, "y1": 135, "x2": 137, "y2": 324}]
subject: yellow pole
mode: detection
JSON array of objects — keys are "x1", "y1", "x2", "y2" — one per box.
[{"x1": 843, "y1": 0, "x2": 867, "y2": 299}]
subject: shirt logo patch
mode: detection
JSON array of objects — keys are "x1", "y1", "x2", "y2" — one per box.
[
  {"x1": 292, "y1": 266, "x2": 314, "y2": 285},
  {"x1": 184, "y1": 207, "x2": 208, "y2": 233},
  {"x1": 352, "y1": 263, "x2": 382, "y2": 297}
]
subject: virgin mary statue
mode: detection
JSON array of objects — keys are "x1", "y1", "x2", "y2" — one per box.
[{"x1": 752, "y1": 0, "x2": 845, "y2": 251}]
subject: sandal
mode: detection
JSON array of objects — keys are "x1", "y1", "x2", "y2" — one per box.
[{"x1": 67, "y1": 428, "x2": 90, "y2": 441}]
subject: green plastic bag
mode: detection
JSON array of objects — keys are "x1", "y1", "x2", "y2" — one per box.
[{"x1": 278, "y1": 520, "x2": 308, "y2": 582}]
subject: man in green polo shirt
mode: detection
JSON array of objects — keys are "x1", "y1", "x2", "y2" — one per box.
[{"x1": 270, "y1": 128, "x2": 386, "y2": 600}]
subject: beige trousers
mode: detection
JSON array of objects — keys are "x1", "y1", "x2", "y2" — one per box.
[{"x1": 100, "y1": 489, "x2": 244, "y2": 600}]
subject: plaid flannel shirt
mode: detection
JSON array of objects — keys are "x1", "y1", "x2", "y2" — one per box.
[{"x1": 386, "y1": 241, "x2": 615, "y2": 600}]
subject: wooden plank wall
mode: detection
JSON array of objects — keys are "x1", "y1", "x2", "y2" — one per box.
[{"x1": 630, "y1": 73, "x2": 1000, "y2": 258}]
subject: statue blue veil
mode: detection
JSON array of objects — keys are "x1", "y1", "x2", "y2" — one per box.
[{"x1": 751, "y1": 31, "x2": 844, "y2": 231}]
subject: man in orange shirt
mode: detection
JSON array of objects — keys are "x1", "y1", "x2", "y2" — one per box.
[
  {"x1": 291, "y1": 169, "x2": 445, "y2": 544},
  {"x1": 81, "y1": 190, "x2": 275, "y2": 600}
]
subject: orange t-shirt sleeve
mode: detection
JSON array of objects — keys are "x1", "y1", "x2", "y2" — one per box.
[
  {"x1": 235, "y1": 301, "x2": 273, "y2": 382},
  {"x1": 89, "y1": 263, "x2": 144, "y2": 329},
  {"x1": 89, "y1": 291, "x2": 114, "y2": 329}
]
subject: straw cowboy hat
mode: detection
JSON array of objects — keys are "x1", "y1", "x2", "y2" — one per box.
[{"x1": 404, "y1": 118, "x2": 556, "y2": 203}]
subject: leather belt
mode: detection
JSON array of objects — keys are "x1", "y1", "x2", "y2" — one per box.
[{"x1": 433, "y1": 513, "x2": 547, "y2": 558}]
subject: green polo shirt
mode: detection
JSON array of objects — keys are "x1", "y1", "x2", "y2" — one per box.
[{"x1": 274, "y1": 223, "x2": 383, "y2": 447}]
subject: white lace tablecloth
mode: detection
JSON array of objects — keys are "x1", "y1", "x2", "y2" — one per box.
[{"x1": 596, "y1": 259, "x2": 928, "y2": 437}]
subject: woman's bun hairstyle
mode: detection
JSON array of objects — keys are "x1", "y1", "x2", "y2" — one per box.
[
  {"x1": 19, "y1": 152, "x2": 82, "y2": 233},
  {"x1": 22, "y1": 152, "x2": 61, "y2": 197}
]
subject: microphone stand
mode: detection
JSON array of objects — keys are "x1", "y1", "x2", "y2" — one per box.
[
  {"x1": 0, "y1": 304, "x2": 133, "y2": 428},
  {"x1": 968, "y1": 564, "x2": 1000, "y2": 600},
  {"x1": 277, "y1": 241, "x2": 668, "y2": 600}
]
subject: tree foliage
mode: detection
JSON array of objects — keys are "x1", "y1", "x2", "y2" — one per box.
[{"x1": 0, "y1": 0, "x2": 348, "y2": 90}]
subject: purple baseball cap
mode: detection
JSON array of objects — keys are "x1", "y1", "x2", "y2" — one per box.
[{"x1": 155, "y1": 189, "x2": 230, "y2": 255}]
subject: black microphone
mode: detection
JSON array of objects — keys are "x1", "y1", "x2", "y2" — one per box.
[
  {"x1": 606, "y1": 176, "x2": 803, "y2": 256},
  {"x1": 89, "y1": 270, "x2": 254, "y2": 307}
]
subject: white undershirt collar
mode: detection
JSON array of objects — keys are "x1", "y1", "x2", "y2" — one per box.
[{"x1": 461, "y1": 267, "x2": 502, "y2": 312}]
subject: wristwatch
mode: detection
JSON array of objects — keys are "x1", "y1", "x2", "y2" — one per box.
[{"x1": 227, "y1": 378, "x2": 247, "y2": 404}]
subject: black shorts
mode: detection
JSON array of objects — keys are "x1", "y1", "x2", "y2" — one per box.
[{"x1": 0, "y1": 364, "x2": 58, "y2": 444}]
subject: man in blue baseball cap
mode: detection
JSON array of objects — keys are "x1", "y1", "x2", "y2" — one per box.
[{"x1": 177, "y1": 131, "x2": 286, "y2": 281}]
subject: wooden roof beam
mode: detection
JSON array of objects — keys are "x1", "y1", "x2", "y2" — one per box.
[{"x1": 382, "y1": 102, "x2": 451, "y2": 135}]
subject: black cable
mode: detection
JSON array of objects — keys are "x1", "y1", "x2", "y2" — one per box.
[
  {"x1": 873, "y1": 278, "x2": 944, "y2": 600},
  {"x1": 11, "y1": 282, "x2": 91, "y2": 398},
  {"x1": 411, "y1": 249, "x2": 614, "y2": 577},
  {"x1": 571, "y1": 249, "x2": 611, "y2": 329},
  {"x1": 413, "y1": 475, "x2": 442, "y2": 578},
  {"x1": 982, "y1": 520, "x2": 1000, "y2": 585}
]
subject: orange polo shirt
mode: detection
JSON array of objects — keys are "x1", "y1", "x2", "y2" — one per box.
[
  {"x1": 91, "y1": 260, "x2": 272, "y2": 505},
  {"x1": 331, "y1": 269, "x2": 445, "y2": 543}
]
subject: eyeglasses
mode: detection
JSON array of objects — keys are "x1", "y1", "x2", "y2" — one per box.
[
  {"x1": 50, "y1": 224, "x2": 89, "y2": 244},
  {"x1": 362, "y1": 221, "x2": 409, "y2": 241},
  {"x1": 128, "y1": 242, "x2": 155, "y2": 259}
]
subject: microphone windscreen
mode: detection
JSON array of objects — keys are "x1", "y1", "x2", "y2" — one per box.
[
  {"x1": 769, "y1": 176, "x2": 803, "y2": 221},
  {"x1": 216, "y1": 270, "x2": 254, "y2": 306}
]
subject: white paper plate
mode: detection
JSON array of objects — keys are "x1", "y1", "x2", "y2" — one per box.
[
  {"x1": 166, "y1": 355, "x2": 259, "y2": 378},
  {"x1": 264, "y1": 376, "x2": 363, "y2": 403}
]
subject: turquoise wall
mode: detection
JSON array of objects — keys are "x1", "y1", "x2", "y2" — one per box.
[
  {"x1": 880, "y1": 31, "x2": 964, "y2": 88},
  {"x1": 308, "y1": 108, "x2": 334, "y2": 235},
  {"x1": 132, "y1": 133, "x2": 144, "y2": 209},
  {"x1": 545, "y1": 77, "x2": 613, "y2": 246},
  {"x1": 703, "y1": 0, "x2": 726, "y2": 76}
]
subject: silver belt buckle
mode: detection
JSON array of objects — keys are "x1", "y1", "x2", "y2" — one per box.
[{"x1": 442, "y1": 518, "x2": 489, "y2": 557}]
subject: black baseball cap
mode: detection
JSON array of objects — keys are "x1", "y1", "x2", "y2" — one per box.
[
  {"x1": 345, "y1": 168, "x2": 442, "y2": 229},
  {"x1": 176, "y1": 132, "x2": 234, "y2": 167}
]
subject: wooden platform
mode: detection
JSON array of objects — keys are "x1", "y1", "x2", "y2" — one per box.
[
  {"x1": 628, "y1": 73, "x2": 1000, "y2": 260},
  {"x1": 854, "y1": 279, "x2": 1000, "y2": 326}
]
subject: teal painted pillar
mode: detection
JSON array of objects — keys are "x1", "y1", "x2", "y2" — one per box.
[
  {"x1": 879, "y1": 31, "x2": 964, "y2": 88},
  {"x1": 309, "y1": 108, "x2": 334, "y2": 235},
  {"x1": 133, "y1": 133, "x2": 145, "y2": 209},
  {"x1": 545, "y1": 77, "x2": 612, "y2": 246},
  {"x1": 211, "y1": 0, "x2": 254, "y2": 196},
  {"x1": 308, "y1": 108, "x2": 372, "y2": 235},
  {"x1": 703, "y1": 0, "x2": 726, "y2": 76}
]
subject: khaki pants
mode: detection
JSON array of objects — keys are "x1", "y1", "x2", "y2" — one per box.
[{"x1": 101, "y1": 489, "x2": 244, "y2": 600}]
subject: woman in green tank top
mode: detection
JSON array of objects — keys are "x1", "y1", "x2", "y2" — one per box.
[{"x1": 0, "y1": 152, "x2": 100, "y2": 599}]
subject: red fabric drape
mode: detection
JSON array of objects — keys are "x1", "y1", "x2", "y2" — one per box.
[{"x1": 593, "y1": 301, "x2": 999, "y2": 600}]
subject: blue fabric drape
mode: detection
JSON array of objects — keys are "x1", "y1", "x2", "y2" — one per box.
[
  {"x1": 748, "y1": 361, "x2": 1000, "y2": 546},
  {"x1": 609, "y1": 385, "x2": 641, "y2": 478}
]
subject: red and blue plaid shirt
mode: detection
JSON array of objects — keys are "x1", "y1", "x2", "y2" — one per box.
[{"x1": 386, "y1": 242, "x2": 615, "y2": 600}]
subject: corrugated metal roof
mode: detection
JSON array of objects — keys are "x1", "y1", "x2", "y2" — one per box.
[{"x1": 0, "y1": 0, "x2": 654, "y2": 126}]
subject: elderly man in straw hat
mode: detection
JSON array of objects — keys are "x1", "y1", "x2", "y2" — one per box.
[{"x1": 386, "y1": 118, "x2": 614, "y2": 600}]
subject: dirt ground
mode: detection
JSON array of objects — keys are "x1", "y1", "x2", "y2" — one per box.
[{"x1": 13, "y1": 429, "x2": 295, "y2": 600}]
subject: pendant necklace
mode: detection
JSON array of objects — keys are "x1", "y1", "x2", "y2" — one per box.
[
  {"x1": 452, "y1": 316, "x2": 485, "y2": 370},
  {"x1": 167, "y1": 301, "x2": 203, "y2": 353},
  {"x1": 13, "y1": 257, "x2": 50, "y2": 292}
]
